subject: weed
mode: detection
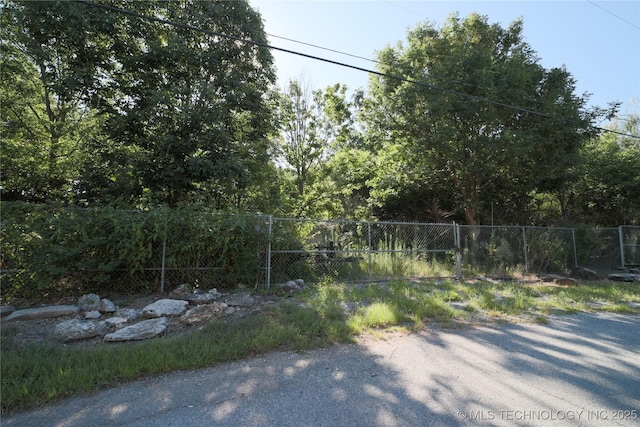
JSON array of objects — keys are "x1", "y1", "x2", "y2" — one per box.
[{"x1": 534, "y1": 316, "x2": 549, "y2": 325}]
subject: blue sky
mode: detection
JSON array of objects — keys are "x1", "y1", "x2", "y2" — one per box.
[{"x1": 251, "y1": 0, "x2": 640, "y2": 122}]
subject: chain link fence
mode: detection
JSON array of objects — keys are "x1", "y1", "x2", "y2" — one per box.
[
  {"x1": 1, "y1": 203, "x2": 637, "y2": 300},
  {"x1": 269, "y1": 219, "x2": 456, "y2": 284},
  {"x1": 619, "y1": 225, "x2": 640, "y2": 267},
  {"x1": 457, "y1": 225, "x2": 623, "y2": 277},
  {"x1": 0, "y1": 205, "x2": 270, "y2": 300},
  {"x1": 270, "y1": 221, "x2": 633, "y2": 285}
]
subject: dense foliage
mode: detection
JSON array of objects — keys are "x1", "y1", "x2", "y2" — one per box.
[
  {"x1": 1, "y1": 5, "x2": 637, "y2": 236},
  {"x1": 1, "y1": 202, "x2": 270, "y2": 300},
  {"x1": 1, "y1": 0, "x2": 277, "y2": 208}
]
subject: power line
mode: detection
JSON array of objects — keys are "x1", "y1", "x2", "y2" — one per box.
[
  {"x1": 264, "y1": 32, "x2": 378, "y2": 67},
  {"x1": 587, "y1": 0, "x2": 640, "y2": 30},
  {"x1": 75, "y1": 0, "x2": 638, "y2": 140}
]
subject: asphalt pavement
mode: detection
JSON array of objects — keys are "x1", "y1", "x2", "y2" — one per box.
[{"x1": 3, "y1": 312, "x2": 639, "y2": 427}]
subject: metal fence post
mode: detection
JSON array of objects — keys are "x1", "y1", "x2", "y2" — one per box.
[
  {"x1": 368, "y1": 221, "x2": 373, "y2": 282},
  {"x1": 160, "y1": 236, "x2": 167, "y2": 293},
  {"x1": 571, "y1": 228, "x2": 578, "y2": 268},
  {"x1": 455, "y1": 223, "x2": 462, "y2": 279},
  {"x1": 522, "y1": 226, "x2": 528, "y2": 274},
  {"x1": 160, "y1": 212, "x2": 168, "y2": 294},
  {"x1": 266, "y1": 215, "x2": 272, "y2": 289},
  {"x1": 619, "y1": 225, "x2": 626, "y2": 269}
]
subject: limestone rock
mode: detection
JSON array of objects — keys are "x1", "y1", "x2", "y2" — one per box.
[
  {"x1": 142, "y1": 299, "x2": 188, "y2": 318},
  {"x1": 277, "y1": 279, "x2": 305, "y2": 293},
  {"x1": 99, "y1": 299, "x2": 117, "y2": 313},
  {"x1": 183, "y1": 293, "x2": 219, "y2": 305},
  {"x1": 103, "y1": 318, "x2": 168, "y2": 342},
  {"x1": 84, "y1": 310, "x2": 102, "y2": 319},
  {"x1": 180, "y1": 303, "x2": 228, "y2": 325},
  {"x1": 3, "y1": 305, "x2": 79, "y2": 322},
  {"x1": 1, "y1": 305, "x2": 17, "y2": 318},
  {"x1": 169, "y1": 283, "x2": 193, "y2": 296},
  {"x1": 225, "y1": 292, "x2": 254, "y2": 307},
  {"x1": 170, "y1": 284, "x2": 220, "y2": 305},
  {"x1": 78, "y1": 293, "x2": 101, "y2": 311},
  {"x1": 117, "y1": 308, "x2": 140, "y2": 321},
  {"x1": 55, "y1": 319, "x2": 108, "y2": 342},
  {"x1": 104, "y1": 316, "x2": 129, "y2": 328}
]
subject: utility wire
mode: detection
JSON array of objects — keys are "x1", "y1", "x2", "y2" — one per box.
[
  {"x1": 265, "y1": 32, "x2": 379, "y2": 66},
  {"x1": 587, "y1": 0, "x2": 640, "y2": 30},
  {"x1": 265, "y1": 29, "x2": 488, "y2": 96},
  {"x1": 75, "y1": 0, "x2": 638, "y2": 140}
]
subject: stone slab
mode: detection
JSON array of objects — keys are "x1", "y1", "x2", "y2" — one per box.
[
  {"x1": 103, "y1": 318, "x2": 168, "y2": 342},
  {"x1": 2, "y1": 305, "x2": 80, "y2": 322}
]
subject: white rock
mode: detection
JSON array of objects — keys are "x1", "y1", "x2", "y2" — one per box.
[
  {"x1": 84, "y1": 310, "x2": 102, "y2": 319},
  {"x1": 180, "y1": 303, "x2": 228, "y2": 325},
  {"x1": 117, "y1": 308, "x2": 140, "y2": 320},
  {"x1": 142, "y1": 299, "x2": 188, "y2": 318},
  {"x1": 55, "y1": 319, "x2": 107, "y2": 342},
  {"x1": 103, "y1": 318, "x2": 168, "y2": 342},
  {"x1": 3, "y1": 305, "x2": 80, "y2": 322},
  {"x1": 99, "y1": 299, "x2": 117, "y2": 313},
  {"x1": 104, "y1": 317, "x2": 129, "y2": 328},
  {"x1": 78, "y1": 294, "x2": 101, "y2": 311},
  {"x1": 225, "y1": 292, "x2": 254, "y2": 307}
]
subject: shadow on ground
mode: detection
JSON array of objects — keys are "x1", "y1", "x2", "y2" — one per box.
[{"x1": 4, "y1": 313, "x2": 639, "y2": 426}]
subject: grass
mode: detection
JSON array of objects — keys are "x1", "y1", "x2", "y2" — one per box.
[{"x1": 2, "y1": 278, "x2": 639, "y2": 414}]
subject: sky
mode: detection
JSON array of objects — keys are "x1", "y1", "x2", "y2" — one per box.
[{"x1": 250, "y1": 0, "x2": 640, "y2": 122}]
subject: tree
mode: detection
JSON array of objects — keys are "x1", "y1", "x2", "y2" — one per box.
[
  {"x1": 572, "y1": 114, "x2": 640, "y2": 226},
  {"x1": 2, "y1": 0, "x2": 276, "y2": 208},
  {"x1": 0, "y1": 1, "x2": 109, "y2": 202},
  {"x1": 87, "y1": 0, "x2": 276, "y2": 207},
  {"x1": 276, "y1": 78, "x2": 336, "y2": 198},
  {"x1": 363, "y1": 13, "x2": 616, "y2": 225}
]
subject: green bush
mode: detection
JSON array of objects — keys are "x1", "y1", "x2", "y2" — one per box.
[{"x1": 0, "y1": 203, "x2": 269, "y2": 301}]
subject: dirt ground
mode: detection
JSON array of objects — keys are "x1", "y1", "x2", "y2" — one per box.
[{"x1": 0, "y1": 292, "x2": 281, "y2": 350}]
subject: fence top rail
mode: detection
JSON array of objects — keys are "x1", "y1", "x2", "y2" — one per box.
[
  {"x1": 458, "y1": 224, "x2": 620, "y2": 232},
  {"x1": 271, "y1": 217, "x2": 455, "y2": 227}
]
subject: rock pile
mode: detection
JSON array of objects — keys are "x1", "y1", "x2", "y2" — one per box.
[{"x1": 2, "y1": 280, "x2": 305, "y2": 344}]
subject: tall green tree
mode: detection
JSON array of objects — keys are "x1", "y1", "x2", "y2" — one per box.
[
  {"x1": 0, "y1": 1, "x2": 110, "y2": 202},
  {"x1": 2, "y1": 0, "x2": 276, "y2": 207},
  {"x1": 363, "y1": 13, "x2": 617, "y2": 225},
  {"x1": 87, "y1": 0, "x2": 276, "y2": 207},
  {"x1": 572, "y1": 114, "x2": 640, "y2": 226},
  {"x1": 275, "y1": 79, "x2": 365, "y2": 217},
  {"x1": 276, "y1": 79, "x2": 336, "y2": 198}
]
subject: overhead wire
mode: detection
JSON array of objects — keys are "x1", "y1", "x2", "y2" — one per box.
[
  {"x1": 586, "y1": 0, "x2": 640, "y2": 30},
  {"x1": 74, "y1": 0, "x2": 639, "y2": 140}
]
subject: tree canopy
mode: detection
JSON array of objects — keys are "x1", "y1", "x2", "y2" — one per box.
[
  {"x1": 1, "y1": 0, "x2": 276, "y2": 207},
  {"x1": 2, "y1": 5, "x2": 635, "y2": 226},
  {"x1": 362, "y1": 13, "x2": 618, "y2": 224}
]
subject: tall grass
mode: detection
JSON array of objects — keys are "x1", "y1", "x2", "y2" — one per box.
[{"x1": 368, "y1": 253, "x2": 455, "y2": 279}]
